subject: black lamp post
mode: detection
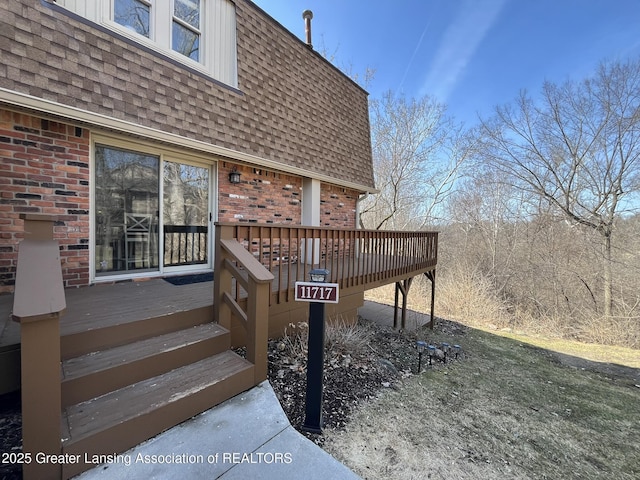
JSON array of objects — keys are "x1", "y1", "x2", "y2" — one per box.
[{"x1": 302, "y1": 268, "x2": 330, "y2": 434}]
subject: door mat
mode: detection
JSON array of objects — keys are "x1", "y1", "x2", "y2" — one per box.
[{"x1": 163, "y1": 272, "x2": 213, "y2": 286}]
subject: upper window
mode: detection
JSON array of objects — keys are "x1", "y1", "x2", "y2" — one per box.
[
  {"x1": 114, "y1": 0, "x2": 151, "y2": 38},
  {"x1": 57, "y1": 0, "x2": 237, "y2": 87},
  {"x1": 172, "y1": 0, "x2": 201, "y2": 61}
]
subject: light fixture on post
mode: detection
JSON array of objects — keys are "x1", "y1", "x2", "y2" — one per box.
[
  {"x1": 453, "y1": 344, "x2": 461, "y2": 359},
  {"x1": 416, "y1": 340, "x2": 427, "y2": 373},
  {"x1": 228, "y1": 166, "x2": 241, "y2": 184},
  {"x1": 309, "y1": 268, "x2": 330, "y2": 282}
]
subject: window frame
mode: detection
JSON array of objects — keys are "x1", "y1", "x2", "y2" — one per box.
[
  {"x1": 90, "y1": 133, "x2": 219, "y2": 283},
  {"x1": 171, "y1": 0, "x2": 202, "y2": 61},
  {"x1": 108, "y1": 0, "x2": 205, "y2": 68},
  {"x1": 90, "y1": 0, "x2": 237, "y2": 87}
]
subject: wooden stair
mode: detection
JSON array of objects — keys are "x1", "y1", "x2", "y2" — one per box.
[{"x1": 58, "y1": 310, "x2": 254, "y2": 479}]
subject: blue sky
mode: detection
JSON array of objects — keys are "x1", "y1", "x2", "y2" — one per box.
[{"x1": 252, "y1": 0, "x2": 640, "y2": 126}]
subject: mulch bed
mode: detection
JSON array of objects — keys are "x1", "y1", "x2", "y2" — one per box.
[
  {"x1": 266, "y1": 317, "x2": 466, "y2": 445},
  {"x1": 0, "y1": 390, "x2": 22, "y2": 480}
]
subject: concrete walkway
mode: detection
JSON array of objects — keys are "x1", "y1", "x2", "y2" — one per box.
[
  {"x1": 76, "y1": 380, "x2": 360, "y2": 480},
  {"x1": 358, "y1": 299, "x2": 432, "y2": 330}
]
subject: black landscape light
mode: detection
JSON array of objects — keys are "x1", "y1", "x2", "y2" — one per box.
[
  {"x1": 453, "y1": 344, "x2": 461, "y2": 359},
  {"x1": 427, "y1": 344, "x2": 436, "y2": 365},
  {"x1": 416, "y1": 340, "x2": 427, "y2": 373},
  {"x1": 309, "y1": 268, "x2": 329, "y2": 282},
  {"x1": 441, "y1": 342, "x2": 450, "y2": 362}
]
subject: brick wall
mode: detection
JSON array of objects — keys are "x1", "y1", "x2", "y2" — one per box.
[
  {"x1": 321, "y1": 185, "x2": 358, "y2": 228},
  {"x1": 217, "y1": 164, "x2": 359, "y2": 228},
  {"x1": 0, "y1": 109, "x2": 90, "y2": 292},
  {"x1": 0, "y1": 112, "x2": 361, "y2": 292},
  {"x1": 217, "y1": 162, "x2": 302, "y2": 224}
]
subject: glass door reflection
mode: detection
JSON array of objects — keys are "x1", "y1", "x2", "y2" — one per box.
[
  {"x1": 94, "y1": 145, "x2": 159, "y2": 276},
  {"x1": 163, "y1": 160, "x2": 210, "y2": 268}
]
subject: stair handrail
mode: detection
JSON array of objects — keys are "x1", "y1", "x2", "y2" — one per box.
[
  {"x1": 12, "y1": 214, "x2": 66, "y2": 480},
  {"x1": 214, "y1": 225, "x2": 274, "y2": 383}
]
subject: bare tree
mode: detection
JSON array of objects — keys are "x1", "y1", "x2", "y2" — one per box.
[
  {"x1": 477, "y1": 59, "x2": 640, "y2": 318},
  {"x1": 360, "y1": 91, "x2": 469, "y2": 230},
  {"x1": 315, "y1": 36, "x2": 376, "y2": 89}
]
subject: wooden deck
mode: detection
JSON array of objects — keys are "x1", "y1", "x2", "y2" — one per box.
[
  {"x1": 58, "y1": 278, "x2": 213, "y2": 336},
  {"x1": 1, "y1": 278, "x2": 213, "y2": 348},
  {"x1": 0, "y1": 225, "x2": 437, "y2": 349},
  {"x1": 217, "y1": 223, "x2": 437, "y2": 338}
]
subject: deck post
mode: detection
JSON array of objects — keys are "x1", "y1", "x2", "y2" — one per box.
[
  {"x1": 215, "y1": 224, "x2": 274, "y2": 384},
  {"x1": 393, "y1": 277, "x2": 413, "y2": 330},
  {"x1": 425, "y1": 270, "x2": 436, "y2": 330},
  {"x1": 246, "y1": 278, "x2": 270, "y2": 383},
  {"x1": 214, "y1": 224, "x2": 233, "y2": 331},
  {"x1": 13, "y1": 215, "x2": 65, "y2": 480}
]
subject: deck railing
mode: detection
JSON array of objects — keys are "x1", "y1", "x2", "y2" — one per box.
[
  {"x1": 163, "y1": 224, "x2": 208, "y2": 266},
  {"x1": 215, "y1": 223, "x2": 438, "y2": 305},
  {"x1": 213, "y1": 226, "x2": 274, "y2": 383}
]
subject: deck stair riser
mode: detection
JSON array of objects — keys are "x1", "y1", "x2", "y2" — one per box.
[
  {"x1": 60, "y1": 305, "x2": 213, "y2": 360},
  {"x1": 61, "y1": 352, "x2": 254, "y2": 479},
  {"x1": 61, "y1": 322, "x2": 230, "y2": 407}
]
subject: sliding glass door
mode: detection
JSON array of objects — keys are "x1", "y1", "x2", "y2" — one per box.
[
  {"x1": 163, "y1": 160, "x2": 210, "y2": 270},
  {"x1": 95, "y1": 145, "x2": 160, "y2": 276},
  {"x1": 94, "y1": 143, "x2": 212, "y2": 279}
]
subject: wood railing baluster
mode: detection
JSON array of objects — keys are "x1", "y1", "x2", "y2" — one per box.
[{"x1": 215, "y1": 223, "x2": 437, "y2": 307}]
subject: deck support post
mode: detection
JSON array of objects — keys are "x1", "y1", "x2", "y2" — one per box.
[
  {"x1": 214, "y1": 225, "x2": 234, "y2": 332},
  {"x1": 247, "y1": 277, "x2": 270, "y2": 383},
  {"x1": 425, "y1": 270, "x2": 436, "y2": 330},
  {"x1": 393, "y1": 277, "x2": 414, "y2": 330},
  {"x1": 13, "y1": 215, "x2": 65, "y2": 480}
]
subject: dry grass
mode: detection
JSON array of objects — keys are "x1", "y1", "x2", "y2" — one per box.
[
  {"x1": 279, "y1": 322, "x2": 309, "y2": 359},
  {"x1": 494, "y1": 329, "x2": 640, "y2": 369},
  {"x1": 324, "y1": 317, "x2": 375, "y2": 356},
  {"x1": 578, "y1": 315, "x2": 640, "y2": 349},
  {"x1": 278, "y1": 317, "x2": 375, "y2": 360},
  {"x1": 323, "y1": 323, "x2": 640, "y2": 480},
  {"x1": 343, "y1": 273, "x2": 640, "y2": 479},
  {"x1": 366, "y1": 267, "x2": 640, "y2": 348}
]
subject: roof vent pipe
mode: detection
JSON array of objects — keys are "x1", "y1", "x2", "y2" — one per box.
[{"x1": 302, "y1": 10, "x2": 313, "y2": 48}]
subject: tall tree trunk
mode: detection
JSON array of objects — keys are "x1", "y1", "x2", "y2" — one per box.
[{"x1": 603, "y1": 232, "x2": 613, "y2": 318}]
